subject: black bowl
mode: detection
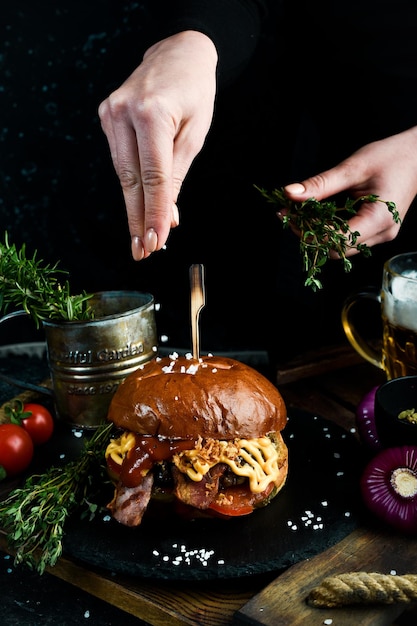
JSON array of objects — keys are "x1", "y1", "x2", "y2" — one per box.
[{"x1": 375, "y1": 376, "x2": 417, "y2": 448}]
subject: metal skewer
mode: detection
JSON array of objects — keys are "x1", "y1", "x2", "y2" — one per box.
[{"x1": 190, "y1": 264, "x2": 205, "y2": 360}]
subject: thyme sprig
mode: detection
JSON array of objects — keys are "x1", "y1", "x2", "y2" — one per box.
[
  {"x1": 0, "y1": 232, "x2": 94, "y2": 327},
  {"x1": 0, "y1": 422, "x2": 113, "y2": 574},
  {"x1": 256, "y1": 186, "x2": 400, "y2": 291}
]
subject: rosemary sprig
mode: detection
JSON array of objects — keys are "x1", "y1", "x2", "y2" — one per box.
[
  {"x1": 0, "y1": 232, "x2": 94, "y2": 327},
  {"x1": 0, "y1": 422, "x2": 113, "y2": 574},
  {"x1": 256, "y1": 186, "x2": 400, "y2": 291}
]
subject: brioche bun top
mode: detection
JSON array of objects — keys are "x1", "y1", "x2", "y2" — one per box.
[{"x1": 107, "y1": 354, "x2": 287, "y2": 439}]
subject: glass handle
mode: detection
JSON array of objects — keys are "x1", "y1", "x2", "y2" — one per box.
[{"x1": 341, "y1": 289, "x2": 384, "y2": 370}]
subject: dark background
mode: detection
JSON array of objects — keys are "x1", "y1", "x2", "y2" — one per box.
[{"x1": 2, "y1": 1, "x2": 416, "y2": 368}]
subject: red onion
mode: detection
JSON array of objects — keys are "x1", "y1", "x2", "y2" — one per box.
[
  {"x1": 360, "y1": 446, "x2": 417, "y2": 534},
  {"x1": 356, "y1": 386, "x2": 381, "y2": 451}
]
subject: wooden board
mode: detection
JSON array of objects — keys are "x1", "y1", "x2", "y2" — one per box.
[{"x1": 235, "y1": 526, "x2": 417, "y2": 625}]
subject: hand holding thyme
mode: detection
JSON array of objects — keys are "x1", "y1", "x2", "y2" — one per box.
[
  {"x1": 256, "y1": 186, "x2": 400, "y2": 290},
  {"x1": 0, "y1": 232, "x2": 94, "y2": 326},
  {"x1": 0, "y1": 422, "x2": 113, "y2": 574}
]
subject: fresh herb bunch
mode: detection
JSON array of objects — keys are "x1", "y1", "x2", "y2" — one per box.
[
  {"x1": 0, "y1": 422, "x2": 113, "y2": 574},
  {"x1": 0, "y1": 232, "x2": 94, "y2": 327},
  {"x1": 256, "y1": 186, "x2": 400, "y2": 291}
]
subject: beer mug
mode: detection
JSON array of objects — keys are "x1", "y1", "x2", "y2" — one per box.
[{"x1": 342, "y1": 252, "x2": 417, "y2": 380}]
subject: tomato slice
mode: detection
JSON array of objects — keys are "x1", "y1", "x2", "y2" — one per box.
[
  {"x1": 208, "y1": 485, "x2": 255, "y2": 517},
  {"x1": 208, "y1": 501, "x2": 254, "y2": 517},
  {"x1": 208, "y1": 481, "x2": 275, "y2": 517}
]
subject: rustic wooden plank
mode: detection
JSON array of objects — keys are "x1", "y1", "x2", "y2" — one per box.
[
  {"x1": 278, "y1": 361, "x2": 386, "y2": 433},
  {"x1": 279, "y1": 377, "x2": 357, "y2": 433},
  {"x1": 235, "y1": 526, "x2": 417, "y2": 626},
  {"x1": 313, "y1": 362, "x2": 386, "y2": 409},
  {"x1": 52, "y1": 561, "x2": 262, "y2": 626},
  {"x1": 0, "y1": 533, "x2": 265, "y2": 626},
  {"x1": 275, "y1": 343, "x2": 364, "y2": 385}
]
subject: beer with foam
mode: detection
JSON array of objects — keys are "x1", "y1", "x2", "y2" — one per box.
[
  {"x1": 381, "y1": 268, "x2": 417, "y2": 379},
  {"x1": 342, "y1": 252, "x2": 417, "y2": 380}
]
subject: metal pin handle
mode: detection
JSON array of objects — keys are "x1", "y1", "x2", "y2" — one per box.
[{"x1": 190, "y1": 264, "x2": 205, "y2": 359}]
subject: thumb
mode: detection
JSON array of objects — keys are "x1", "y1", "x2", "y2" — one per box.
[{"x1": 284, "y1": 165, "x2": 352, "y2": 202}]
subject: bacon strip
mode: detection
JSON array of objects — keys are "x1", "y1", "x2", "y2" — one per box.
[
  {"x1": 108, "y1": 472, "x2": 154, "y2": 527},
  {"x1": 172, "y1": 463, "x2": 226, "y2": 509}
]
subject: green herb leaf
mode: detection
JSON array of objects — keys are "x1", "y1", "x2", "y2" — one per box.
[
  {"x1": 0, "y1": 422, "x2": 113, "y2": 574},
  {"x1": 256, "y1": 186, "x2": 400, "y2": 291},
  {"x1": 0, "y1": 232, "x2": 94, "y2": 327}
]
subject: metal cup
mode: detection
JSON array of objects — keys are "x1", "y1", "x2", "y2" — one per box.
[{"x1": 0, "y1": 291, "x2": 158, "y2": 428}]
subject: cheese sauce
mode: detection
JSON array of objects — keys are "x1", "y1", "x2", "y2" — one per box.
[
  {"x1": 173, "y1": 436, "x2": 280, "y2": 493},
  {"x1": 106, "y1": 432, "x2": 280, "y2": 493}
]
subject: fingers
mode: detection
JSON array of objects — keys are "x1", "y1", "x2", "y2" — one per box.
[
  {"x1": 282, "y1": 159, "x2": 402, "y2": 257},
  {"x1": 284, "y1": 160, "x2": 360, "y2": 204},
  {"x1": 99, "y1": 91, "x2": 178, "y2": 261},
  {"x1": 338, "y1": 201, "x2": 401, "y2": 257},
  {"x1": 99, "y1": 32, "x2": 218, "y2": 262}
]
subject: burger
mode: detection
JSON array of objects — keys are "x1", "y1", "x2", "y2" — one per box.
[{"x1": 105, "y1": 353, "x2": 288, "y2": 527}]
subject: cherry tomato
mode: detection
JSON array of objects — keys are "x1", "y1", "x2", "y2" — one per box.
[
  {"x1": 20, "y1": 403, "x2": 54, "y2": 445},
  {"x1": 4, "y1": 400, "x2": 55, "y2": 446},
  {"x1": 0, "y1": 423, "x2": 34, "y2": 477}
]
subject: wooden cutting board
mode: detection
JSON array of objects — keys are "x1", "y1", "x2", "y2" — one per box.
[{"x1": 235, "y1": 525, "x2": 417, "y2": 625}]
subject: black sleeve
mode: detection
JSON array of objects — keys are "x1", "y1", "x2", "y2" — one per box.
[{"x1": 147, "y1": 0, "x2": 270, "y2": 85}]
